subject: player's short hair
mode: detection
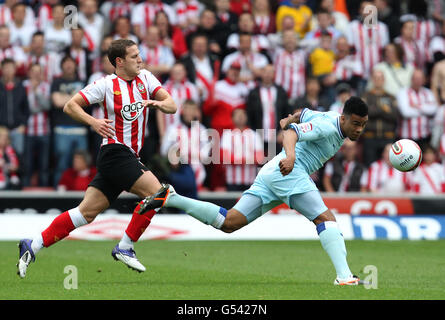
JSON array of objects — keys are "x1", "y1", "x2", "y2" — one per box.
[
  {"x1": 107, "y1": 39, "x2": 137, "y2": 68},
  {"x1": 342, "y1": 97, "x2": 368, "y2": 117}
]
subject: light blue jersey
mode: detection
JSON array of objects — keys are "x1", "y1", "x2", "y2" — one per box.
[{"x1": 239, "y1": 108, "x2": 346, "y2": 222}]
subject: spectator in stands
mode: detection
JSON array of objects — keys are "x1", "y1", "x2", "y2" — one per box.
[
  {"x1": 111, "y1": 16, "x2": 139, "y2": 44},
  {"x1": 396, "y1": 68, "x2": 439, "y2": 146},
  {"x1": 301, "y1": 8, "x2": 341, "y2": 52},
  {"x1": 0, "y1": 126, "x2": 20, "y2": 190},
  {"x1": 395, "y1": 16, "x2": 427, "y2": 72},
  {"x1": 361, "y1": 69, "x2": 399, "y2": 166},
  {"x1": 173, "y1": 0, "x2": 203, "y2": 36},
  {"x1": 77, "y1": 0, "x2": 105, "y2": 55},
  {"x1": 27, "y1": 31, "x2": 61, "y2": 83},
  {"x1": 0, "y1": 25, "x2": 27, "y2": 75},
  {"x1": 154, "y1": 10, "x2": 188, "y2": 59},
  {"x1": 272, "y1": 30, "x2": 306, "y2": 103},
  {"x1": 409, "y1": 144, "x2": 445, "y2": 194},
  {"x1": 158, "y1": 62, "x2": 200, "y2": 140},
  {"x1": 214, "y1": 0, "x2": 238, "y2": 50},
  {"x1": 276, "y1": 0, "x2": 313, "y2": 39},
  {"x1": 91, "y1": 34, "x2": 113, "y2": 74},
  {"x1": 246, "y1": 64, "x2": 291, "y2": 152},
  {"x1": 332, "y1": 36, "x2": 364, "y2": 94},
  {"x1": 431, "y1": 104, "x2": 445, "y2": 157},
  {"x1": 203, "y1": 61, "x2": 248, "y2": 135},
  {"x1": 251, "y1": 0, "x2": 276, "y2": 35},
  {"x1": 293, "y1": 77, "x2": 330, "y2": 112},
  {"x1": 161, "y1": 99, "x2": 211, "y2": 196},
  {"x1": 226, "y1": 12, "x2": 271, "y2": 54},
  {"x1": 312, "y1": 0, "x2": 349, "y2": 35},
  {"x1": 268, "y1": 14, "x2": 296, "y2": 48},
  {"x1": 375, "y1": 0, "x2": 400, "y2": 41},
  {"x1": 57, "y1": 150, "x2": 97, "y2": 192},
  {"x1": 221, "y1": 107, "x2": 264, "y2": 191},
  {"x1": 23, "y1": 64, "x2": 51, "y2": 187},
  {"x1": 360, "y1": 143, "x2": 411, "y2": 193},
  {"x1": 44, "y1": 3, "x2": 72, "y2": 53},
  {"x1": 180, "y1": 33, "x2": 221, "y2": 102},
  {"x1": 345, "y1": 0, "x2": 389, "y2": 79},
  {"x1": 371, "y1": 43, "x2": 414, "y2": 98},
  {"x1": 329, "y1": 83, "x2": 352, "y2": 114},
  {"x1": 131, "y1": 0, "x2": 177, "y2": 41},
  {"x1": 309, "y1": 30, "x2": 336, "y2": 105},
  {"x1": 230, "y1": 0, "x2": 251, "y2": 16},
  {"x1": 429, "y1": 20, "x2": 445, "y2": 64},
  {"x1": 222, "y1": 32, "x2": 269, "y2": 88},
  {"x1": 323, "y1": 139, "x2": 364, "y2": 192},
  {"x1": 63, "y1": 28, "x2": 92, "y2": 83},
  {"x1": 0, "y1": 58, "x2": 29, "y2": 158},
  {"x1": 0, "y1": 0, "x2": 35, "y2": 27},
  {"x1": 51, "y1": 55, "x2": 88, "y2": 187},
  {"x1": 139, "y1": 25, "x2": 175, "y2": 81},
  {"x1": 35, "y1": 0, "x2": 57, "y2": 32},
  {"x1": 100, "y1": 0, "x2": 133, "y2": 24},
  {"x1": 188, "y1": 9, "x2": 224, "y2": 57},
  {"x1": 8, "y1": 2, "x2": 36, "y2": 50}
]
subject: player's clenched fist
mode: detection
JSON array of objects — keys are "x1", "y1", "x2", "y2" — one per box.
[
  {"x1": 92, "y1": 118, "x2": 115, "y2": 138},
  {"x1": 279, "y1": 156, "x2": 295, "y2": 176}
]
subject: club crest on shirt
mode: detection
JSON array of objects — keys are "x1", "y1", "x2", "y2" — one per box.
[
  {"x1": 121, "y1": 101, "x2": 144, "y2": 122},
  {"x1": 137, "y1": 83, "x2": 146, "y2": 94},
  {"x1": 298, "y1": 122, "x2": 313, "y2": 133}
]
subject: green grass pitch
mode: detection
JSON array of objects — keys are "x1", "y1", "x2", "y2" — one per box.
[{"x1": 1, "y1": 240, "x2": 445, "y2": 300}]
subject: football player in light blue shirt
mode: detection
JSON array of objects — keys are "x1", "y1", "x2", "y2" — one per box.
[{"x1": 141, "y1": 97, "x2": 369, "y2": 285}]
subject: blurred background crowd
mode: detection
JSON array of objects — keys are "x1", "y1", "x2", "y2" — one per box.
[{"x1": 1, "y1": 0, "x2": 445, "y2": 196}]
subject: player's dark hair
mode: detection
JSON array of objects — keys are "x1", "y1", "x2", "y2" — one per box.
[
  {"x1": 107, "y1": 39, "x2": 137, "y2": 68},
  {"x1": 342, "y1": 96, "x2": 368, "y2": 117}
]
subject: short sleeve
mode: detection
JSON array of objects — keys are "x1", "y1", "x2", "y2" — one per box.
[
  {"x1": 78, "y1": 77, "x2": 106, "y2": 105},
  {"x1": 289, "y1": 119, "x2": 335, "y2": 142},
  {"x1": 141, "y1": 69, "x2": 162, "y2": 98}
]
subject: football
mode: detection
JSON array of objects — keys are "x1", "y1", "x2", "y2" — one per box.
[{"x1": 389, "y1": 139, "x2": 422, "y2": 172}]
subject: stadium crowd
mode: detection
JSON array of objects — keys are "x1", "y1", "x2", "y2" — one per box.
[{"x1": 0, "y1": 0, "x2": 445, "y2": 196}]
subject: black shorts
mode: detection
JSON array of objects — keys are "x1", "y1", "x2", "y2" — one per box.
[{"x1": 89, "y1": 144, "x2": 149, "y2": 204}]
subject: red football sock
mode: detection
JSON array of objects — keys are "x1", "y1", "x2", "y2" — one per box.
[
  {"x1": 125, "y1": 201, "x2": 157, "y2": 242},
  {"x1": 41, "y1": 211, "x2": 75, "y2": 247}
]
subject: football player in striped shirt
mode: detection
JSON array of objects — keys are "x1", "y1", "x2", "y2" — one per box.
[{"x1": 17, "y1": 39, "x2": 177, "y2": 277}]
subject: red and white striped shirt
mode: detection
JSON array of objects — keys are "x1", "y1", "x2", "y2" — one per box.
[
  {"x1": 24, "y1": 80, "x2": 51, "y2": 137},
  {"x1": 396, "y1": 87, "x2": 439, "y2": 140},
  {"x1": 0, "y1": 45, "x2": 27, "y2": 65},
  {"x1": 174, "y1": 0, "x2": 202, "y2": 34},
  {"x1": 360, "y1": 160, "x2": 410, "y2": 193},
  {"x1": 395, "y1": 37, "x2": 426, "y2": 69},
  {"x1": 162, "y1": 79, "x2": 200, "y2": 128},
  {"x1": 334, "y1": 54, "x2": 363, "y2": 81},
  {"x1": 346, "y1": 20, "x2": 389, "y2": 78},
  {"x1": 273, "y1": 47, "x2": 306, "y2": 99},
  {"x1": 221, "y1": 128, "x2": 264, "y2": 186},
  {"x1": 131, "y1": 1, "x2": 177, "y2": 38},
  {"x1": 36, "y1": 3, "x2": 52, "y2": 31},
  {"x1": 139, "y1": 43, "x2": 176, "y2": 69},
  {"x1": 254, "y1": 15, "x2": 272, "y2": 35},
  {"x1": 79, "y1": 69, "x2": 162, "y2": 157},
  {"x1": 410, "y1": 163, "x2": 445, "y2": 194},
  {"x1": 221, "y1": 50, "x2": 268, "y2": 88},
  {"x1": 68, "y1": 48, "x2": 89, "y2": 82},
  {"x1": 27, "y1": 52, "x2": 62, "y2": 83},
  {"x1": 160, "y1": 121, "x2": 211, "y2": 188},
  {"x1": 100, "y1": 1, "x2": 134, "y2": 22},
  {"x1": 414, "y1": 19, "x2": 439, "y2": 61}
]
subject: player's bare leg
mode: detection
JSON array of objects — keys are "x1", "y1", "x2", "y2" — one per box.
[
  {"x1": 112, "y1": 170, "x2": 165, "y2": 272},
  {"x1": 220, "y1": 209, "x2": 248, "y2": 233},
  {"x1": 17, "y1": 187, "x2": 109, "y2": 278}
]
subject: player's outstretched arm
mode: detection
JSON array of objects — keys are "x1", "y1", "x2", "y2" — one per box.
[
  {"x1": 143, "y1": 88, "x2": 177, "y2": 114},
  {"x1": 279, "y1": 129, "x2": 298, "y2": 176},
  {"x1": 63, "y1": 93, "x2": 115, "y2": 139}
]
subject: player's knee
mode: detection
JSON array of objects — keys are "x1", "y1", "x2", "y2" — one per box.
[
  {"x1": 81, "y1": 210, "x2": 98, "y2": 224},
  {"x1": 221, "y1": 210, "x2": 247, "y2": 233}
]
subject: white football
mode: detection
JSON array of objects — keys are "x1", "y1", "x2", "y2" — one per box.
[{"x1": 389, "y1": 139, "x2": 422, "y2": 172}]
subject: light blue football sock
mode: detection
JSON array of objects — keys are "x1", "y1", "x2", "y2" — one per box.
[
  {"x1": 164, "y1": 192, "x2": 227, "y2": 229},
  {"x1": 317, "y1": 221, "x2": 352, "y2": 279}
]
